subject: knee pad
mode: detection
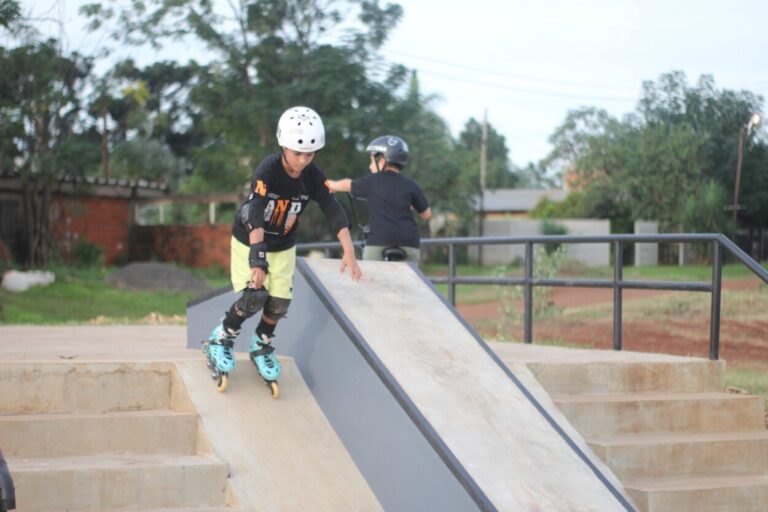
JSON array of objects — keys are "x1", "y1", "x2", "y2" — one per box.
[
  {"x1": 232, "y1": 287, "x2": 269, "y2": 318},
  {"x1": 263, "y1": 296, "x2": 291, "y2": 320}
]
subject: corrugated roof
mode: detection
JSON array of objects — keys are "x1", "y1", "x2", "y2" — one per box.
[{"x1": 0, "y1": 171, "x2": 169, "y2": 198}]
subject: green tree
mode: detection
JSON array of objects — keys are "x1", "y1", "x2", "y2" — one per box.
[
  {"x1": 544, "y1": 72, "x2": 766, "y2": 232},
  {"x1": 0, "y1": 40, "x2": 93, "y2": 265},
  {"x1": 456, "y1": 117, "x2": 516, "y2": 190},
  {"x1": 681, "y1": 179, "x2": 732, "y2": 235},
  {"x1": 86, "y1": 59, "x2": 199, "y2": 184},
  {"x1": 81, "y1": 0, "x2": 408, "y2": 196},
  {"x1": 0, "y1": 0, "x2": 20, "y2": 28}
]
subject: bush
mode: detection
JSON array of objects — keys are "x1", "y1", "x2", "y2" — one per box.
[
  {"x1": 71, "y1": 239, "x2": 104, "y2": 267},
  {"x1": 494, "y1": 244, "x2": 568, "y2": 341},
  {"x1": 541, "y1": 219, "x2": 568, "y2": 254}
]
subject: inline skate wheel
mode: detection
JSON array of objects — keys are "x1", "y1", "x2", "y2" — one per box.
[
  {"x1": 269, "y1": 381, "x2": 279, "y2": 399},
  {"x1": 216, "y1": 373, "x2": 229, "y2": 393}
]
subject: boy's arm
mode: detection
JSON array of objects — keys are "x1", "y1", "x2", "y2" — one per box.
[
  {"x1": 419, "y1": 207, "x2": 432, "y2": 220},
  {"x1": 326, "y1": 178, "x2": 352, "y2": 193},
  {"x1": 337, "y1": 227, "x2": 362, "y2": 281}
]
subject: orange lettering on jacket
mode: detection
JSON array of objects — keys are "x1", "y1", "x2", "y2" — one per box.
[
  {"x1": 270, "y1": 199, "x2": 290, "y2": 226},
  {"x1": 254, "y1": 180, "x2": 267, "y2": 197}
]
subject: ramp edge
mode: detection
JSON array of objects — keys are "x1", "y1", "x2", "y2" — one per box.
[{"x1": 297, "y1": 258, "x2": 497, "y2": 512}]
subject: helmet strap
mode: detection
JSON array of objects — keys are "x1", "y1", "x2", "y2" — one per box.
[{"x1": 373, "y1": 155, "x2": 385, "y2": 174}]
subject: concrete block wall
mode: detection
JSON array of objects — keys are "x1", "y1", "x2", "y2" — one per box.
[
  {"x1": 470, "y1": 218, "x2": 611, "y2": 266},
  {"x1": 634, "y1": 220, "x2": 659, "y2": 266}
]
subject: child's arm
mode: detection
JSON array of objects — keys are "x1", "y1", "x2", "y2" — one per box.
[
  {"x1": 337, "y1": 227, "x2": 362, "y2": 281},
  {"x1": 327, "y1": 179, "x2": 352, "y2": 193},
  {"x1": 419, "y1": 207, "x2": 432, "y2": 220}
]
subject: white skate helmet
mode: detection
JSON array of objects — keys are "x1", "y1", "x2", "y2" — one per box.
[{"x1": 276, "y1": 106, "x2": 325, "y2": 152}]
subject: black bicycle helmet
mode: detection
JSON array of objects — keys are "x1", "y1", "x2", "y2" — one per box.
[{"x1": 366, "y1": 135, "x2": 409, "y2": 168}]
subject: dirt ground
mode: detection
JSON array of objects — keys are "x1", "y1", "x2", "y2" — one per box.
[{"x1": 457, "y1": 278, "x2": 768, "y2": 364}]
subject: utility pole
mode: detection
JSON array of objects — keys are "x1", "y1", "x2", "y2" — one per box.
[
  {"x1": 478, "y1": 109, "x2": 488, "y2": 266},
  {"x1": 101, "y1": 107, "x2": 110, "y2": 180},
  {"x1": 733, "y1": 113, "x2": 761, "y2": 230}
]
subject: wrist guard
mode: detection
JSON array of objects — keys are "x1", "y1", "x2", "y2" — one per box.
[{"x1": 249, "y1": 242, "x2": 269, "y2": 271}]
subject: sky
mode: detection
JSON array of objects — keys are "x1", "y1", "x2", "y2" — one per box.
[{"x1": 15, "y1": 0, "x2": 768, "y2": 167}]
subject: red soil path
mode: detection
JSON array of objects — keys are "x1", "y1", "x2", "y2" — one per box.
[{"x1": 456, "y1": 279, "x2": 768, "y2": 363}]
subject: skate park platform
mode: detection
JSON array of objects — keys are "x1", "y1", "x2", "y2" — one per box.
[
  {"x1": 6, "y1": 258, "x2": 763, "y2": 510},
  {"x1": 186, "y1": 257, "x2": 634, "y2": 511}
]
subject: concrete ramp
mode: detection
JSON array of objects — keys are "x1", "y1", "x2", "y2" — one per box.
[
  {"x1": 174, "y1": 355, "x2": 382, "y2": 511},
  {"x1": 187, "y1": 258, "x2": 635, "y2": 511}
]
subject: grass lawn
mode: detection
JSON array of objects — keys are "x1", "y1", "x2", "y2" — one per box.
[{"x1": 0, "y1": 264, "x2": 225, "y2": 324}]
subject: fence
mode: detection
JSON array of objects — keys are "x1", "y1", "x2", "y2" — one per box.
[{"x1": 298, "y1": 233, "x2": 768, "y2": 360}]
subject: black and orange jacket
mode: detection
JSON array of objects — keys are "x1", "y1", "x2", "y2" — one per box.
[{"x1": 232, "y1": 152, "x2": 349, "y2": 252}]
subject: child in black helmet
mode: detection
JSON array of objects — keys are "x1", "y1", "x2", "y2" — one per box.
[{"x1": 327, "y1": 135, "x2": 431, "y2": 262}]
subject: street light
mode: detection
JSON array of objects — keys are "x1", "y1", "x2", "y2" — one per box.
[{"x1": 732, "y1": 112, "x2": 761, "y2": 227}]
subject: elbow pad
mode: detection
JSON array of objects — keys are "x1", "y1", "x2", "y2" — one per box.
[
  {"x1": 322, "y1": 199, "x2": 350, "y2": 235},
  {"x1": 239, "y1": 202, "x2": 264, "y2": 231}
]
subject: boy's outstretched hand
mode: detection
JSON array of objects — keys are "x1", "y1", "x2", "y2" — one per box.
[
  {"x1": 340, "y1": 252, "x2": 363, "y2": 282},
  {"x1": 337, "y1": 227, "x2": 362, "y2": 282}
]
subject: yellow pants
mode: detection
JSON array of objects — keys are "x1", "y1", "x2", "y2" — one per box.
[{"x1": 230, "y1": 237, "x2": 296, "y2": 299}]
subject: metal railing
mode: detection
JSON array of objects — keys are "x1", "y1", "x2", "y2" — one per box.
[{"x1": 298, "y1": 233, "x2": 768, "y2": 360}]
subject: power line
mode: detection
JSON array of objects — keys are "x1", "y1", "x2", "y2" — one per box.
[
  {"x1": 385, "y1": 48, "x2": 768, "y2": 99},
  {"x1": 404, "y1": 67, "x2": 637, "y2": 102},
  {"x1": 383, "y1": 48, "x2": 639, "y2": 93}
]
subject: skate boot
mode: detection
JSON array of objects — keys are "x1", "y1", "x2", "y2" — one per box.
[
  {"x1": 202, "y1": 323, "x2": 239, "y2": 392},
  {"x1": 250, "y1": 333, "x2": 281, "y2": 399}
]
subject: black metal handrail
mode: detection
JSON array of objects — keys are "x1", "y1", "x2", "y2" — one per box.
[{"x1": 297, "y1": 233, "x2": 768, "y2": 360}]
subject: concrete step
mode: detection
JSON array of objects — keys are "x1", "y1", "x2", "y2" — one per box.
[
  {"x1": 530, "y1": 359, "x2": 725, "y2": 395},
  {"x1": 625, "y1": 473, "x2": 768, "y2": 512},
  {"x1": 8, "y1": 454, "x2": 229, "y2": 511},
  {"x1": 0, "y1": 362, "x2": 175, "y2": 414},
  {"x1": 0, "y1": 410, "x2": 199, "y2": 457},
  {"x1": 588, "y1": 431, "x2": 768, "y2": 480},
  {"x1": 553, "y1": 392, "x2": 766, "y2": 437}
]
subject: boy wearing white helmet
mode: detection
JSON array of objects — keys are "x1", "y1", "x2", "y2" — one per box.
[
  {"x1": 327, "y1": 135, "x2": 431, "y2": 263},
  {"x1": 203, "y1": 106, "x2": 362, "y2": 396}
]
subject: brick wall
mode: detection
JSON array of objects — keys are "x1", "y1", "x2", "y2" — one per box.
[
  {"x1": 51, "y1": 196, "x2": 132, "y2": 265},
  {"x1": 49, "y1": 195, "x2": 231, "y2": 270},
  {"x1": 130, "y1": 224, "x2": 231, "y2": 271}
]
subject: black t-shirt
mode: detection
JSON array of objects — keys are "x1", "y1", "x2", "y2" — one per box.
[
  {"x1": 232, "y1": 152, "x2": 348, "y2": 251},
  {"x1": 351, "y1": 171, "x2": 429, "y2": 248}
]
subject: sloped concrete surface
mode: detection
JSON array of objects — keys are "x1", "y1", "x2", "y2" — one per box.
[
  {"x1": 302, "y1": 258, "x2": 633, "y2": 511},
  {"x1": 175, "y1": 356, "x2": 383, "y2": 512}
]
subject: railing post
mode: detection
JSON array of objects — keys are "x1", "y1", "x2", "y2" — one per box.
[
  {"x1": 524, "y1": 242, "x2": 533, "y2": 344},
  {"x1": 448, "y1": 243, "x2": 456, "y2": 307},
  {"x1": 709, "y1": 241, "x2": 723, "y2": 360},
  {"x1": 613, "y1": 241, "x2": 623, "y2": 351}
]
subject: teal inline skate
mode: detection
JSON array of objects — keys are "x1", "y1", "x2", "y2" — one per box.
[
  {"x1": 202, "y1": 323, "x2": 238, "y2": 392},
  {"x1": 250, "y1": 333, "x2": 281, "y2": 399}
]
